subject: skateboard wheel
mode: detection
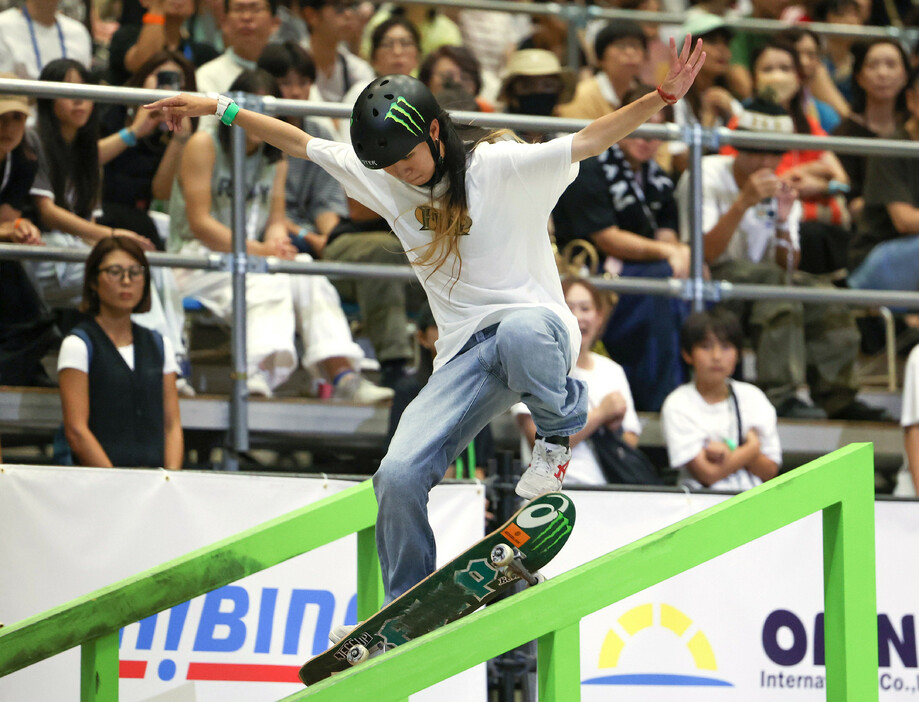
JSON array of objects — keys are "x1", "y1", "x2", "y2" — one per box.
[
  {"x1": 490, "y1": 543, "x2": 515, "y2": 568},
  {"x1": 346, "y1": 644, "x2": 369, "y2": 666},
  {"x1": 533, "y1": 571, "x2": 547, "y2": 584}
]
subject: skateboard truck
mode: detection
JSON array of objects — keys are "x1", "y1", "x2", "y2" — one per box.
[{"x1": 490, "y1": 543, "x2": 545, "y2": 586}]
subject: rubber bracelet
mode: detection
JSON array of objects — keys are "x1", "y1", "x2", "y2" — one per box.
[
  {"x1": 656, "y1": 85, "x2": 678, "y2": 105},
  {"x1": 142, "y1": 12, "x2": 166, "y2": 24},
  {"x1": 220, "y1": 101, "x2": 240, "y2": 126},
  {"x1": 118, "y1": 128, "x2": 137, "y2": 147},
  {"x1": 13, "y1": 217, "x2": 23, "y2": 229}
]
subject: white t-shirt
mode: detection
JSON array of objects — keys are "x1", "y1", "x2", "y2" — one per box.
[
  {"x1": 513, "y1": 352, "x2": 642, "y2": 486},
  {"x1": 314, "y1": 49, "x2": 375, "y2": 103},
  {"x1": 661, "y1": 380, "x2": 782, "y2": 492},
  {"x1": 0, "y1": 7, "x2": 91, "y2": 79},
  {"x1": 58, "y1": 333, "x2": 178, "y2": 375},
  {"x1": 676, "y1": 154, "x2": 802, "y2": 266},
  {"x1": 306, "y1": 134, "x2": 582, "y2": 371},
  {"x1": 902, "y1": 345, "x2": 919, "y2": 427}
]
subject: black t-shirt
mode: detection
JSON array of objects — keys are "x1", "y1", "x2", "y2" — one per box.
[
  {"x1": 552, "y1": 144, "x2": 678, "y2": 259},
  {"x1": 853, "y1": 127, "x2": 919, "y2": 269},
  {"x1": 107, "y1": 23, "x2": 218, "y2": 85},
  {"x1": 0, "y1": 131, "x2": 39, "y2": 211},
  {"x1": 832, "y1": 116, "x2": 877, "y2": 202},
  {"x1": 99, "y1": 104, "x2": 171, "y2": 211}
]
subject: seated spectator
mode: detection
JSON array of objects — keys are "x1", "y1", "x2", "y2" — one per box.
[
  {"x1": 456, "y1": 5, "x2": 529, "y2": 101},
  {"x1": 900, "y1": 343, "x2": 919, "y2": 496},
  {"x1": 553, "y1": 84, "x2": 688, "y2": 411},
  {"x1": 677, "y1": 98, "x2": 889, "y2": 421},
  {"x1": 661, "y1": 307, "x2": 781, "y2": 491},
  {"x1": 831, "y1": 39, "x2": 909, "y2": 220},
  {"x1": 28, "y1": 59, "x2": 189, "y2": 388},
  {"x1": 780, "y1": 28, "x2": 844, "y2": 133},
  {"x1": 418, "y1": 44, "x2": 493, "y2": 112},
  {"x1": 272, "y1": 0, "x2": 310, "y2": 45},
  {"x1": 620, "y1": 0, "x2": 671, "y2": 87},
  {"x1": 0, "y1": 0, "x2": 91, "y2": 80},
  {"x1": 99, "y1": 50, "x2": 198, "y2": 247},
  {"x1": 358, "y1": 3, "x2": 462, "y2": 60},
  {"x1": 58, "y1": 236, "x2": 183, "y2": 468},
  {"x1": 300, "y1": 0, "x2": 374, "y2": 102},
  {"x1": 515, "y1": 277, "x2": 650, "y2": 487},
  {"x1": 195, "y1": 0, "x2": 279, "y2": 96},
  {"x1": 168, "y1": 69, "x2": 393, "y2": 401},
  {"x1": 849, "y1": 67, "x2": 919, "y2": 294},
  {"x1": 813, "y1": 0, "x2": 863, "y2": 105},
  {"x1": 725, "y1": 39, "x2": 852, "y2": 275},
  {"x1": 107, "y1": 0, "x2": 219, "y2": 86},
  {"x1": 0, "y1": 86, "x2": 58, "y2": 389},
  {"x1": 341, "y1": 15, "x2": 421, "y2": 118},
  {"x1": 498, "y1": 48, "x2": 575, "y2": 141},
  {"x1": 726, "y1": 0, "x2": 789, "y2": 99},
  {"x1": 557, "y1": 19, "x2": 645, "y2": 120},
  {"x1": 669, "y1": 13, "x2": 742, "y2": 170}
]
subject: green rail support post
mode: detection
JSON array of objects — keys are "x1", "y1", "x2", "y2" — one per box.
[
  {"x1": 357, "y1": 525, "x2": 384, "y2": 618},
  {"x1": 537, "y1": 621, "x2": 580, "y2": 700},
  {"x1": 80, "y1": 632, "x2": 119, "y2": 702}
]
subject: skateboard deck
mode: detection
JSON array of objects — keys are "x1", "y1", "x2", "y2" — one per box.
[{"x1": 299, "y1": 491, "x2": 575, "y2": 685}]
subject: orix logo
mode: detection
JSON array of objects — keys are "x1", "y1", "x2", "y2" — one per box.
[{"x1": 385, "y1": 97, "x2": 424, "y2": 136}]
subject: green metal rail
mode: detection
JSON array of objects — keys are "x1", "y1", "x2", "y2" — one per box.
[{"x1": 1, "y1": 443, "x2": 878, "y2": 701}]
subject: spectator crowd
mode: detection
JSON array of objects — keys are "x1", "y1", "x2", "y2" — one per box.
[{"x1": 0, "y1": 0, "x2": 918, "y2": 493}]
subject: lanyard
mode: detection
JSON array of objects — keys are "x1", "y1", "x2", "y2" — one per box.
[{"x1": 22, "y1": 6, "x2": 66, "y2": 73}]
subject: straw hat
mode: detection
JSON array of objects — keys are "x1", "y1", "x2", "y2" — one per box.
[
  {"x1": 0, "y1": 73, "x2": 30, "y2": 117},
  {"x1": 498, "y1": 49, "x2": 577, "y2": 104}
]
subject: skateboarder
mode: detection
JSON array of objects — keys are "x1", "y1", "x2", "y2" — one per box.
[{"x1": 146, "y1": 37, "x2": 705, "y2": 606}]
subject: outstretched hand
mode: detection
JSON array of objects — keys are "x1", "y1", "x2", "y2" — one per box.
[
  {"x1": 660, "y1": 35, "x2": 706, "y2": 102},
  {"x1": 144, "y1": 93, "x2": 217, "y2": 132}
]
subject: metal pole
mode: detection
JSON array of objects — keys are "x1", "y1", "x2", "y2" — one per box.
[
  {"x1": 226, "y1": 93, "x2": 250, "y2": 470},
  {"x1": 687, "y1": 123, "x2": 706, "y2": 312}
]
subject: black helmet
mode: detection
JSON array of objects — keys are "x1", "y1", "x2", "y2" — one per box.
[{"x1": 350, "y1": 74, "x2": 441, "y2": 169}]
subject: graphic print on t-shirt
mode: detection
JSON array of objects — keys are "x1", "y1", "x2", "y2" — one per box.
[{"x1": 414, "y1": 204, "x2": 472, "y2": 235}]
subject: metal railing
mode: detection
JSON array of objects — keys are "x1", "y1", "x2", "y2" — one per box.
[
  {"x1": 0, "y1": 444, "x2": 879, "y2": 701},
  {"x1": 2, "y1": 76, "x2": 919, "y2": 465}
]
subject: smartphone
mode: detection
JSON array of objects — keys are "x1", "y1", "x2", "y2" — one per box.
[{"x1": 156, "y1": 70, "x2": 182, "y2": 91}]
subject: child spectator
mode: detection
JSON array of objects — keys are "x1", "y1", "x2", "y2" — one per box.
[
  {"x1": 168, "y1": 69, "x2": 393, "y2": 401},
  {"x1": 662, "y1": 307, "x2": 781, "y2": 491},
  {"x1": 515, "y1": 277, "x2": 646, "y2": 487},
  {"x1": 0, "y1": 0, "x2": 91, "y2": 80},
  {"x1": 58, "y1": 236, "x2": 184, "y2": 469}
]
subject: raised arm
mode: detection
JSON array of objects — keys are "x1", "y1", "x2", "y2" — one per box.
[
  {"x1": 145, "y1": 93, "x2": 313, "y2": 160},
  {"x1": 571, "y1": 36, "x2": 706, "y2": 163}
]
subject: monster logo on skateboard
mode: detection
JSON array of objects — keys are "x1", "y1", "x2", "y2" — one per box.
[{"x1": 299, "y1": 492, "x2": 575, "y2": 686}]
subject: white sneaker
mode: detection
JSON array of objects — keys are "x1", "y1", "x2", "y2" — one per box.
[
  {"x1": 175, "y1": 377, "x2": 197, "y2": 397},
  {"x1": 247, "y1": 371, "x2": 273, "y2": 398},
  {"x1": 515, "y1": 438, "x2": 571, "y2": 499},
  {"x1": 329, "y1": 622, "x2": 360, "y2": 645},
  {"x1": 333, "y1": 372, "x2": 395, "y2": 404}
]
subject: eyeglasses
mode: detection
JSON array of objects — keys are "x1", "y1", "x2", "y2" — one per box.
[
  {"x1": 378, "y1": 38, "x2": 417, "y2": 51},
  {"x1": 227, "y1": 2, "x2": 270, "y2": 15},
  {"x1": 99, "y1": 264, "x2": 146, "y2": 281},
  {"x1": 326, "y1": 0, "x2": 359, "y2": 13}
]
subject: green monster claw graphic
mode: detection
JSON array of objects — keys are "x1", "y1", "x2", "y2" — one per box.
[
  {"x1": 529, "y1": 512, "x2": 572, "y2": 554},
  {"x1": 384, "y1": 97, "x2": 424, "y2": 135}
]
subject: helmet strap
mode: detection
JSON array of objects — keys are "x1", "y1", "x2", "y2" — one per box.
[{"x1": 421, "y1": 135, "x2": 446, "y2": 189}]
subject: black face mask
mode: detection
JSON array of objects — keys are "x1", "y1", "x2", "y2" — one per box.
[{"x1": 510, "y1": 93, "x2": 559, "y2": 117}]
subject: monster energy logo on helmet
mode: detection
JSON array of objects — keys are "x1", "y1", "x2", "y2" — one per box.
[
  {"x1": 350, "y1": 74, "x2": 441, "y2": 170},
  {"x1": 385, "y1": 97, "x2": 425, "y2": 136}
]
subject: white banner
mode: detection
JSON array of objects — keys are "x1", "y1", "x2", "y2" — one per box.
[
  {"x1": 542, "y1": 490, "x2": 919, "y2": 700},
  {"x1": 0, "y1": 465, "x2": 487, "y2": 702}
]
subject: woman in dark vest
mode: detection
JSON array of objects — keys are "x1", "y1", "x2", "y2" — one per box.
[{"x1": 58, "y1": 236, "x2": 183, "y2": 469}]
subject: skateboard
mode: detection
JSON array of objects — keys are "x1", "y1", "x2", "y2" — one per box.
[{"x1": 299, "y1": 491, "x2": 576, "y2": 685}]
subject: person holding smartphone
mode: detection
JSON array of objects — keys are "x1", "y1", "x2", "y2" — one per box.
[{"x1": 98, "y1": 50, "x2": 198, "y2": 249}]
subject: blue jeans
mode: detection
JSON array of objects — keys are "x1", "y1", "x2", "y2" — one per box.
[
  {"x1": 848, "y1": 236, "x2": 919, "y2": 293},
  {"x1": 373, "y1": 307, "x2": 588, "y2": 603}
]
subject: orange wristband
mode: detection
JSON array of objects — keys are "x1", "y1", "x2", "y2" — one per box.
[
  {"x1": 142, "y1": 12, "x2": 166, "y2": 24},
  {"x1": 657, "y1": 85, "x2": 678, "y2": 105},
  {"x1": 13, "y1": 217, "x2": 23, "y2": 229}
]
